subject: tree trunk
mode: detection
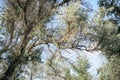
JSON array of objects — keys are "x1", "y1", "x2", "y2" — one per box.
[
  {"x1": 0, "y1": 56, "x2": 22, "y2": 80},
  {"x1": 0, "y1": 30, "x2": 30, "y2": 80}
]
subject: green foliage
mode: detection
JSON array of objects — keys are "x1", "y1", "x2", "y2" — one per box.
[
  {"x1": 46, "y1": 54, "x2": 91, "y2": 80},
  {"x1": 99, "y1": 56, "x2": 120, "y2": 80},
  {"x1": 92, "y1": 1, "x2": 120, "y2": 80},
  {"x1": 1, "y1": 0, "x2": 114, "y2": 80},
  {"x1": 91, "y1": 7, "x2": 120, "y2": 56},
  {"x1": 64, "y1": 57, "x2": 91, "y2": 80},
  {"x1": 98, "y1": 0, "x2": 120, "y2": 25}
]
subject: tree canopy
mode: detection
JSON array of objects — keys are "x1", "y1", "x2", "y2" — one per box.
[
  {"x1": 0, "y1": 0, "x2": 92, "y2": 80},
  {"x1": 0, "y1": 0, "x2": 120, "y2": 80}
]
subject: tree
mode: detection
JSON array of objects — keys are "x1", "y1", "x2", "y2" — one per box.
[
  {"x1": 0, "y1": 0, "x2": 54, "y2": 79},
  {"x1": 98, "y1": 0, "x2": 120, "y2": 33},
  {"x1": 90, "y1": 0, "x2": 120, "y2": 79},
  {"x1": 0, "y1": 0, "x2": 92, "y2": 80},
  {"x1": 99, "y1": 55, "x2": 120, "y2": 80},
  {"x1": 91, "y1": 3, "x2": 120, "y2": 56}
]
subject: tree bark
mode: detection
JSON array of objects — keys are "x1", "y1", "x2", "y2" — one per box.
[
  {"x1": 0, "y1": 56, "x2": 21, "y2": 80},
  {"x1": 0, "y1": 28, "x2": 32, "y2": 80}
]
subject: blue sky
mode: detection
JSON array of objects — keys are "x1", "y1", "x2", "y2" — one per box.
[
  {"x1": 85, "y1": 0, "x2": 99, "y2": 19},
  {"x1": 87, "y1": 0, "x2": 98, "y2": 10},
  {"x1": 0, "y1": 0, "x2": 4, "y2": 14}
]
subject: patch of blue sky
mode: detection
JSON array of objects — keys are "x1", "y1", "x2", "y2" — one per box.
[
  {"x1": 85, "y1": 0, "x2": 99, "y2": 19},
  {"x1": 0, "y1": 0, "x2": 5, "y2": 14}
]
